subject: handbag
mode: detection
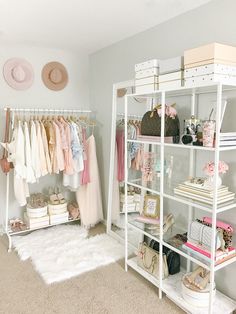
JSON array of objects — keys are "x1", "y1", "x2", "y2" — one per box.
[
  {"x1": 149, "y1": 239, "x2": 180, "y2": 275},
  {"x1": 140, "y1": 104, "x2": 180, "y2": 143},
  {"x1": 188, "y1": 220, "x2": 225, "y2": 251},
  {"x1": 137, "y1": 242, "x2": 169, "y2": 279},
  {"x1": 0, "y1": 108, "x2": 13, "y2": 174}
]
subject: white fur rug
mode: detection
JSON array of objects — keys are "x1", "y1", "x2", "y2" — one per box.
[{"x1": 12, "y1": 225, "x2": 124, "y2": 284}]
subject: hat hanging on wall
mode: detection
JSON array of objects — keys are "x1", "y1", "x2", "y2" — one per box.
[
  {"x1": 42, "y1": 61, "x2": 68, "y2": 91},
  {"x1": 3, "y1": 58, "x2": 34, "y2": 90}
]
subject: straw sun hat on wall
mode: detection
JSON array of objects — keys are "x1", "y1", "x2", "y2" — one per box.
[
  {"x1": 3, "y1": 58, "x2": 34, "y2": 90},
  {"x1": 41, "y1": 61, "x2": 68, "y2": 91}
]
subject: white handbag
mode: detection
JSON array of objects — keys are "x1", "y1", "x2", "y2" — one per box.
[
  {"x1": 188, "y1": 221, "x2": 224, "y2": 251},
  {"x1": 137, "y1": 242, "x2": 169, "y2": 279}
]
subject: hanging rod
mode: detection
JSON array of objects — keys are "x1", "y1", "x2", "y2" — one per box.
[
  {"x1": 3, "y1": 108, "x2": 92, "y2": 113},
  {"x1": 117, "y1": 112, "x2": 143, "y2": 119}
]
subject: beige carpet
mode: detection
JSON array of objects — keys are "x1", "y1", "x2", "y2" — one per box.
[{"x1": 0, "y1": 224, "x2": 184, "y2": 314}]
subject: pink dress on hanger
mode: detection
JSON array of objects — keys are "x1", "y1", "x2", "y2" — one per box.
[
  {"x1": 80, "y1": 128, "x2": 90, "y2": 185},
  {"x1": 76, "y1": 135, "x2": 103, "y2": 228},
  {"x1": 116, "y1": 129, "x2": 124, "y2": 182}
]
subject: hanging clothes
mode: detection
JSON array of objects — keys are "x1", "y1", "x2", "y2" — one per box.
[
  {"x1": 111, "y1": 143, "x2": 120, "y2": 223},
  {"x1": 35, "y1": 120, "x2": 48, "y2": 177},
  {"x1": 80, "y1": 127, "x2": 90, "y2": 185},
  {"x1": 30, "y1": 120, "x2": 41, "y2": 180},
  {"x1": 9, "y1": 122, "x2": 29, "y2": 206},
  {"x1": 76, "y1": 135, "x2": 103, "y2": 228},
  {"x1": 63, "y1": 122, "x2": 84, "y2": 191},
  {"x1": 40, "y1": 121, "x2": 52, "y2": 174},
  {"x1": 116, "y1": 129, "x2": 124, "y2": 182},
  {"x1": 24, "y1": 121, "x2": 35, "y2": 184}
]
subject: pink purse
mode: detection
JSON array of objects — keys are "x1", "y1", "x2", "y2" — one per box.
[{"x1": 203, "y1": 217, "x2": 233, "y2": 232}]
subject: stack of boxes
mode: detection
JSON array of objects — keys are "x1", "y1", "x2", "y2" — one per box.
[
  {"x1": 184, "y1": 43, "x2": 236, "y2": 87},
  {"x1": 135, "y1": 59, "x2": 159, "y2": 94},
  {"x1": 159, "y1": 56, "x2": 184, "y2": 89},
  {"x1": 48, "y1": 202, "x2": 69, "y2": 225},
  {"x1": 134, "y1": 43, "x2": 236, "y2": 92},
  {"x1": 120, "y1": 192, "x2": 141, "y2": 213},
  {"x1": 25, "y1": 204, "x2": 49, "y2": 229},
  {"x1": 24, "y1": 198, "x2": 69, "y2": 229}
]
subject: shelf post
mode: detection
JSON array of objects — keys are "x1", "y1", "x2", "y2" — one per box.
[
  {"x1": 209, "y1": 83, "x2": 222, "y2": 314},
  {"x1": 159, "y1": 91, "x2": 165, "y2": 299},
  {"x1": 124, "y1": 94, "x2": 128, "y2": 272},
  {"x1": 107, "y1": 84, "x2": 118, "y2": 235},
  {"x1": 187, "y1": 92, "x2": 196, "y2": 272}
]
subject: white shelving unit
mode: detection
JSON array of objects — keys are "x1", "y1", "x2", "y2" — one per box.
[{"x1": 124, "y1": 83, "x2": 236, "y2": 314}]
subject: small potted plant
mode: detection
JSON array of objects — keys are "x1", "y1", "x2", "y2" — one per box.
[{"x1": 203, "y1": 160, "x2": 229, "y2": 189}]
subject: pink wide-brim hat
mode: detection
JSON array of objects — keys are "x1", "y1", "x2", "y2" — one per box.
[{"x1": 3, "y1": 58, "x2": 34, "y2": 90}]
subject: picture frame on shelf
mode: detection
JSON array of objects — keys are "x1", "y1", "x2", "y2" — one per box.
[{"x1": 143, "y1": 194, "x2": 160, "y2": 218}]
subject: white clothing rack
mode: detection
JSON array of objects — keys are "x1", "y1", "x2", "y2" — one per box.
[
  {"x1": 4, "y1": 107, "x2": 91, "y2": 113},
  {"x1": 3, "y1": 106, "x2": 92, "y2": 252}
]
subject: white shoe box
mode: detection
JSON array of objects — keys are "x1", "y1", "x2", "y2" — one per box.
[
  {"x1": 120, "y1": 203, "x2": 137, "y2": 213},
  {"x1": 159, "y1": 80, "x2": 183, "y2": 90},
  {"x1": 184, "y1": 63, "x2": 236, "y2": 78},
  {"x1": 135, "y1": 68, "x2": 159, "y2": 79},
  {"x1": 159, "y1": 56, "x2": 183, "y2": 74},
  {"x1": 135, "y1": 59, "x2": 159, "y2": 71},
  {"x1": 135, "y1": 76, "x2": 158, "y2": 86},
  {"x1": 184, "y1": 73, "x2": 236, "y2": 87},
  {"x1": 24, "y1": 212, "x2": 49, "y2": 229},
  {"x1": 135, "y1": 83, "x2": 158, "y2": 94},
  {"x1": 159, "y1": 71, "x2": 183, "y2": 83},
  {"x1": 49, "y1": 212, "x2": 69, "y2": 225}
]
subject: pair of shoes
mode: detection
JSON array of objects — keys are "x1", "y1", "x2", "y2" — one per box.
[
  {"x1": 9, "y1": 218, "x2": 27, "y2": 232},
  {"x1": 185, "y1": 266, "x2": 210, "y2": 290},
  {"x1": 68, "y1": 202, "x2": 80, "y2": 220},
  {"x1": 49, "y1": 187, "x2": 66, "y2": 205}
]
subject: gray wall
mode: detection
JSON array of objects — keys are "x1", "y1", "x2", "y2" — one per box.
[{"x1": 89, "y1": 0, "x2": 236, "y2": 300}]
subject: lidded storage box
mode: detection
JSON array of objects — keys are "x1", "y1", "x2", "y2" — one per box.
[
  {"x1": 159, "y1": 56, "x2": 184, "y2": 89},
  {"x1": 184, "y1": 43, "x2": 236, "y2": 87},
  {"x1": 184, "y1": 42, "x2": 236, "y2": 68},
  {"x1": 135, "y1": 59, "x2": 159, "y2": 93}
]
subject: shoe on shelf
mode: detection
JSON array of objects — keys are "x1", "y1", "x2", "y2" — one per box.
[
  {"x1": 48, "y1": 188, "x2": 60, "y2": 205},
  {"x1": 55, "y1": 186, "x2": 66, "y2": 204},
  {"x1": 68, "y1": 202, "x2": 80, "y2": 220},
  {"x1": 163, "y1": 213, "x2": 175, "y2": 233}
]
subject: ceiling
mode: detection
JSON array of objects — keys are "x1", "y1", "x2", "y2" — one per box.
[{"x1": 0, "y1": 0, "x2": 212, "y2": 54}]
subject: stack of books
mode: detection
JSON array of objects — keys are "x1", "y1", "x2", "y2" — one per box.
[
  {"x1": 174, "y1": 180, "x2": 235, "y2": 205},
  {"x1": 24, "y1": 212, "x2": 49, "y2": 229},
  {"x1": 183, "y1": 241, "x2": 236, "y2": 266},
  {"x1": 220, "y1": 132, "x2": 236, "y2": 147}
]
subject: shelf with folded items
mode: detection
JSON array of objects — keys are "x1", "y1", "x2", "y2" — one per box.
[
  {"x1": 163, "y1": 233, "x2": 236, "y2": 272},
  {"x1": 127, "y1": 256, "x2": 236, "y2": 314},
  {"x1": 164, "y1": 182, "x2": 236, "y2": 214},
  {"x1": 127, "y1": 178, "x2": 236, "y2": 213},
  {"x1": 7, "y1": 217, "x2": 80, "y2": 236}
]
